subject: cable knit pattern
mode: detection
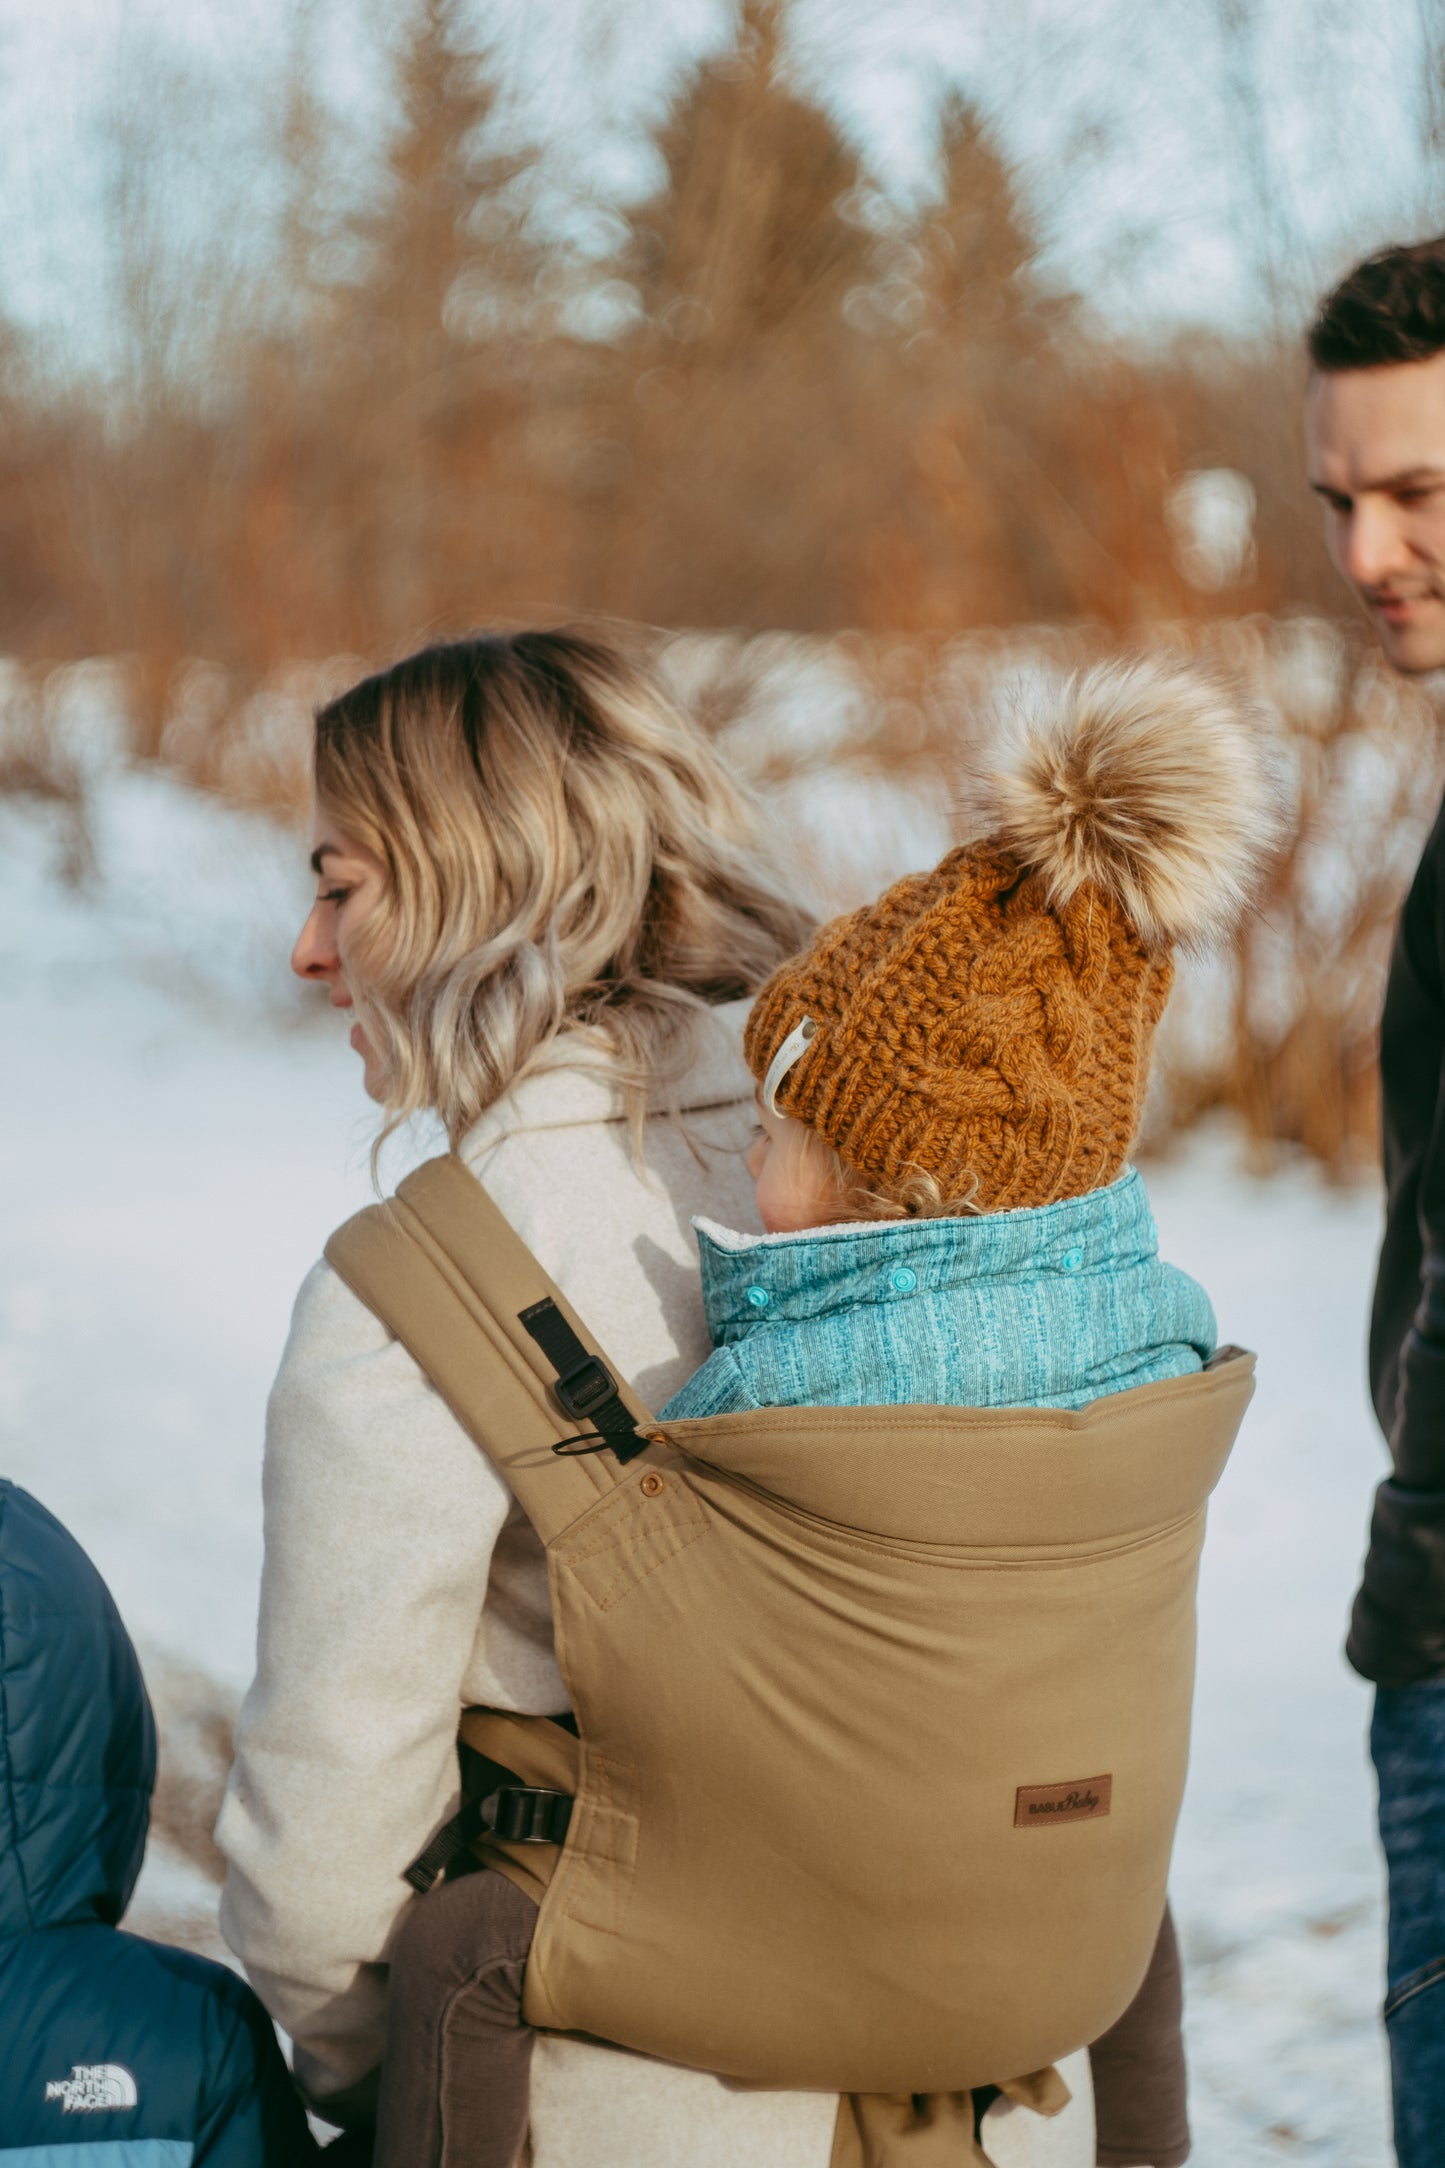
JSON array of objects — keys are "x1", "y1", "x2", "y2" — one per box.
[
  {"x1": 744, "y1": 848, "x2": 1173, "y2": 1212},
  {"x1": 745, "y1": 655, "x2": 1284, "y2": 1215}
]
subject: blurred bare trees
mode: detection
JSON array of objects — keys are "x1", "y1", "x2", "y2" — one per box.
[
  {"x1": 0, "y1": 0, "x2": 1353, "y2": 705},
  {"x1": 3, "y1": 0, "x2": 1440, "y2": 1175},
  {"x1": 577, "y1": 0, "x2": 879, "y2": 623}
]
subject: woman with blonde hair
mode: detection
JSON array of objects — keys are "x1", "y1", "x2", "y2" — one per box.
[{"x1": 217, "y1": 626, "x2": 1095, "y2": 2167}]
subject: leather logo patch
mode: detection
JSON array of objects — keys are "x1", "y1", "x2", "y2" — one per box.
[{"x1": 1014, "y1": 1775, "x2": 1112, "y2": 1827}]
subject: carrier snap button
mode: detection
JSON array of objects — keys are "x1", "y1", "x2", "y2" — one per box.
[
  {"x1": 640, "y1": 1471, "x2": 666, "y2": 1497},
  {"x1": 745, "y1": 1284, "x2": 771, "y2": 1309},
  {"x1": 1061, "y1": 1247, "x2": 1084, "y2": 1272},
  {"x1": 890, "y1": 1267, "x2": 918, "y2": 1293}
]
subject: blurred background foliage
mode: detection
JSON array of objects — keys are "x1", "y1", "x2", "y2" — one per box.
[
  {"x1": 0, "y1": 0, "x2": 1389, "y2": 677},
  {"x1": 7, "y1": 0, "x2": 1445, "y2": 1174}
]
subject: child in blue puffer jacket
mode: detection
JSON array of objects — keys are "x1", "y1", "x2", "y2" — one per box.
[
  {"x1": 373, "y1": 654, "x2": 1280, "y2": 2168},
  {"x1": 0, "y1": 1480, "x2": 324, "y2": 2165}
]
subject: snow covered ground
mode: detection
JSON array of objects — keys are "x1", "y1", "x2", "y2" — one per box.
[{"x1": 0, "y1": 766, "x2": 1394, "y2": 2164}]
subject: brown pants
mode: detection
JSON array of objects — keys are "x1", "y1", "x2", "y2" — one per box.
[
  {"x1": 1089, "y1": 1905, "x2": 1188, "y2": 2168},
  {"x1": 373, "y1": 1870, "x2": 1186, "y2": 2168},
  {"x1": 374, "y1": 1869, "x2": 540, "y2": 2168}
]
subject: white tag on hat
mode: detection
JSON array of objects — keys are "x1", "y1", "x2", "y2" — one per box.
[{"x1": 761, "y1": 1016, "x2": 818, "y2": 1116}]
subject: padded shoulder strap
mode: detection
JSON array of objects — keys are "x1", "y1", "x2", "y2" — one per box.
[{"x1": 325, "y1": 1154, "x2": 658, "y2": 1545}]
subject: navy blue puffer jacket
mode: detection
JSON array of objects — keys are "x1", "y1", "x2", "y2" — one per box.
[{"x1": 0, "y1": 1481, "x2": 320, "y2": 2164}]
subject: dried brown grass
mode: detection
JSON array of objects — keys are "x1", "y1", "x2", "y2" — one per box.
[
  {"x1": 0, "y1": 666, "x2": 97, "y2": 884},
  {"x1": 664, "y1": 618, "x2": 1444, "y2": 1179},
  {"x1": 1164, "y1": 621, "x2": 1445, "y2": 1176},
  {"x1": 144, "y1": 1659, "x2": 238, "y2": 1886},
  {"x1": 0, "y1": 0, "x2": 1326, "y2": 682},
  {"x1": 0, "y1": 0, "x2": 1424, "y2": 1176},
  {"x1": 5, "y1": 608, "x2": 1429, "y2": 1180}
]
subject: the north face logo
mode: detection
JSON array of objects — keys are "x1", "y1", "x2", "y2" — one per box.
[{"x1": 45, "y1": 2064, "x2": 138, "y2": 2111}]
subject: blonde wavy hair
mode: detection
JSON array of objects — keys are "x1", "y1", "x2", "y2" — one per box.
[{"x1": 313, "y1": 629, "x2": 815, "y2": 1155}]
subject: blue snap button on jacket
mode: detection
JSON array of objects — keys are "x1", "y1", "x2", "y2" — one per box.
[
  {"x1": 890, "y1": 1267, "x2": 918, "y2": 1293},
  {"x1": 1062, "y1": 1246, "x2": 1085, "y2": 1272},
  {"x1": 0, "y1": 1479, "x2": 319, "y2": 2166},
  {"x1": 745, "y1": 1285, "x2": 771, "y2": 1309}
]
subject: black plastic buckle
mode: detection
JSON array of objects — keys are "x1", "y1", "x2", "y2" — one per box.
[
  {"x1": 479, "y1": 1785, "x2": 574, "y2": 1845},
  {"x1": 553, "y1": 1356, "x2": 617, "y2": 1422}
]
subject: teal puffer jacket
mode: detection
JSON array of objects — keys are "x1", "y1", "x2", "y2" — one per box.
[{"x1": 660, "y1": 1168, "x2": 1215, "y2": 1419}]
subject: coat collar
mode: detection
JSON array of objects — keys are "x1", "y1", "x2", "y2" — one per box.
[
  {"x1": 460, "y1": 996, "x2": 755, "y2": 1157},
  {"x1": 693, "y1": 1169, "x2": 1157, "y2": 1342}
]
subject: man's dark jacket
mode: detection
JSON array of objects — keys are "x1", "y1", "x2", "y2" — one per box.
[
  {"x1": 0, "y1": 1479, "x2": 319, "y2": 2162},
  {"x1": 1353, "y1": 792, "x2": 1445, "y2": 1684}
]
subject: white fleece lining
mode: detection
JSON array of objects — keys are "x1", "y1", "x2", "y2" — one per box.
[
  {"x1": 692, "y1": 1213, "x2": 903, "y2": 1254},
  {"x1": 692, "y1": 1168, "x2": 1142, "y2": 1255}
]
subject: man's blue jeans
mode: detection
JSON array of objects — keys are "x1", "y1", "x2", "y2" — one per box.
[{"x1": 1372, "y1": 1680, "x2": 1445, "y2": 2164}]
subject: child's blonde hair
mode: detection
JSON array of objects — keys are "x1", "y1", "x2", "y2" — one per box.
[{"x1": 800, "y1": 1126, "x2": 980, "y2": 1223}]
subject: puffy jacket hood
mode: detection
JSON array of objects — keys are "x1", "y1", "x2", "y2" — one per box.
[{"x1": 0, "y1": 1481, "x2": 154, "y2": 1937}]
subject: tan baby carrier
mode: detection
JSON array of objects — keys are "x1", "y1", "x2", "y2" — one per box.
[{"x1": 328, "y1": 1153, "x2": 1252, "y2": 2149}]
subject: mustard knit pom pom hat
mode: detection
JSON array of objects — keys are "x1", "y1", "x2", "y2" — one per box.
[{"x1": 745, "y1": 655, "x2": 1285, "y2": 1214}]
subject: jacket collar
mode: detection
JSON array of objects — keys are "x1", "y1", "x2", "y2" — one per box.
[
  {"x1": 460, "y1": 997, "x2": 754, "y2": 1158},
  {"x1": 693, "y1": 1169, "x2": 1157, "y2": 1342}
]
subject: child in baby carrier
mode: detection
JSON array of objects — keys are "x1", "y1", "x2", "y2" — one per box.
[{"x1": 372, "y1": 654, "x2": 1280, "y2": 2168}]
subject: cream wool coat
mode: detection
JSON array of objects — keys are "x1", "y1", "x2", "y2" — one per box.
[{"x1": 216, "y1": 998, "x2": 1092, "y2": 2168}]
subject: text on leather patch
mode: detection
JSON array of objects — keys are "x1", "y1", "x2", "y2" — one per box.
[{"x1": 1014, "y1": 1775, "x2": 1112, "y2": 1827}]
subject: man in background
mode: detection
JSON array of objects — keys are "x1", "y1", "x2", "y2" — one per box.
[{"x1": 1307, "y1": 239, "x2": 1445, "y2": 2165}]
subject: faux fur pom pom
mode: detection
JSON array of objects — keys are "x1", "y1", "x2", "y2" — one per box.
[{"x1": 976, "y1": 655, "x2": 1286, "y2": 953}]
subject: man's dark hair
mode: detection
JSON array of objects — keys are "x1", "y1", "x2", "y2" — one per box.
[{"x1": 1310, "y1": 239, "x2": 1445, "y2": 370}]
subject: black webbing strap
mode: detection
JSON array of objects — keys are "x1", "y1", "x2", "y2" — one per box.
[
  {"x1": 518, "y1": 1297, "x2": 649, "y2": 1464},
  {"x1": 405, "y1": 1785, "x2": 575, "y2": 1894},
  {"x1": 405, "y1": 1800, "x2": 485, "y2": 1893}
]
